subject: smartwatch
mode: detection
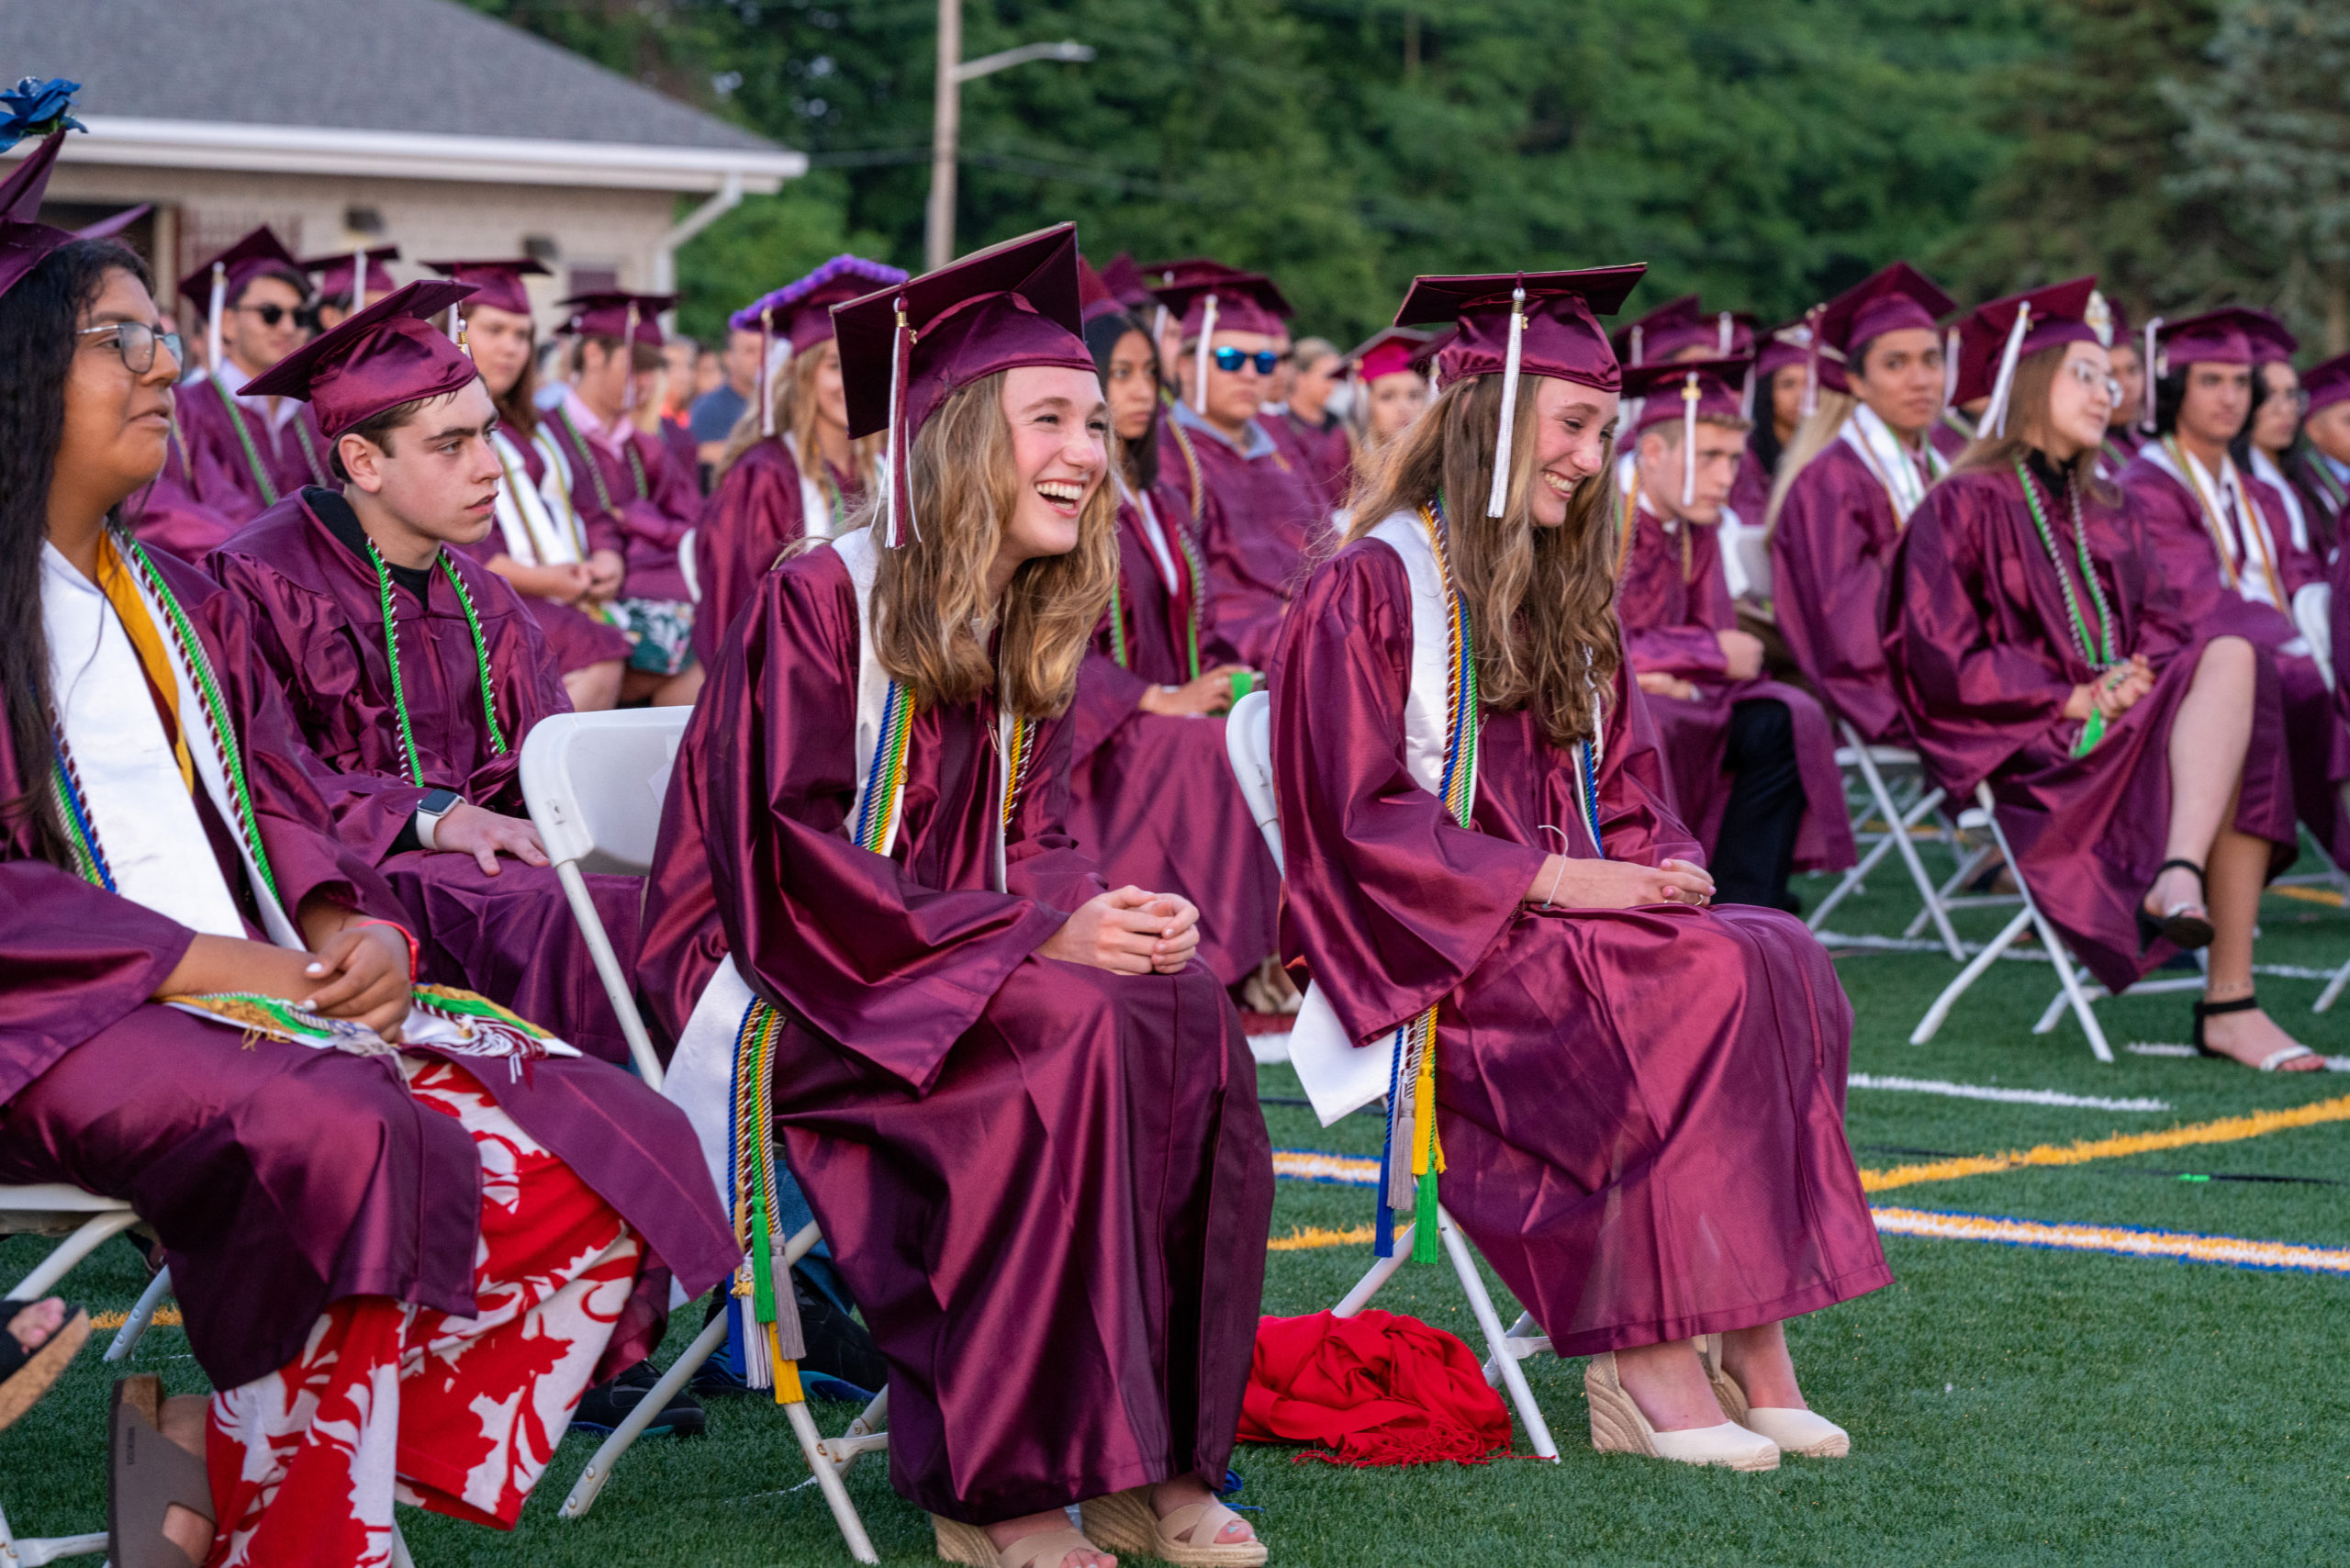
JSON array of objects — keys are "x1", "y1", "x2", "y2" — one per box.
[{"x1": 413, "y1": 789, "x2": 464, "y2": 851}]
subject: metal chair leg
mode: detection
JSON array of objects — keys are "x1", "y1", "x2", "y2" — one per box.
[
  {"x1": 1434, "y1": 1207, "x2": 1557, "y2": 1461},
  {"x1": 107, "y1": 1265, "x2": 173, "y2": 1362}
]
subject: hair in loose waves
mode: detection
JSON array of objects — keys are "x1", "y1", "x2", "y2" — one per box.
[
  {"x1": 1761, "y1": 387, "x2": 1858, "y2": 536},
  {"x1": 2, "y1": 240, "x2": 153, "y2": 866},
  {"x1": 1344, "y1": 373, "x2": 1622, "y2": 749},
  {"x1": 1949, "y1": 342, "x2": 2117, "y2": 506},
  {"x1": 715, "y1": 339, "x2": 883, "y2": 487},
  {"x1": 837, "y1": 370, "x2": 1117, "y2": 718}
]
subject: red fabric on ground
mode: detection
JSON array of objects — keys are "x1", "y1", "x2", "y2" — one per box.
[{"x1": 1238, "y1": 1309, "x2": 1509, "y2": 1467}]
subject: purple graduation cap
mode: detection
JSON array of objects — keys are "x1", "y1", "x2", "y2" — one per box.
[
  {"x1": 300, "y1": 244, "x2": 401, "y2": 313},
  {"x1": 728, "y1": 254, "x2": 909, "y2": 437},
  {"x1": 2241, "y1": 308, "x2": 2298, "y2": 367},
  {"x1": 1624, "y1": 353, "x2": 1754, "y2": 507},
  {"x1": 1395, "y1": 264, "x2": 1647, "y2": 517},
  {"x1": 241, "y1": 278, "x2": 479, "y2": 441},
  {"x1": 422, "y1": 257, "x2": 550, "y2": 319},
  {"x1": 833, "y1": 222, "x2": 1095, "y2": 548},
  {"x1": 1948, "y1": 276, "x2": 2105, "y2": 439},
  {"x1": 0, "y1": 131, "x2": 78, "y2": 304},
  {"x1": 2304, "y1": 350, "x2": 2350, "y2": 418}
]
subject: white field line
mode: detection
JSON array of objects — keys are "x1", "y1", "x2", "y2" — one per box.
[
  {"x1": 1846, "y1": 1073, "x2": 2168, "y2": 1112},
  {"x1": 1817, "y1": 930, "x2": 2341, "y2": 983},
  {"x1": 2126, "y1": 1042, "x2": 2350, "y2": 1070}
]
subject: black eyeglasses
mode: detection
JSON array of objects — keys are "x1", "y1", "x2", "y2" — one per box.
[
  {"x1": 1211, "y1": 347, "x2": 1282, "y2": 376},
  {"x1": 76, "y1": 320, "x2": 182, "y2": 375}
]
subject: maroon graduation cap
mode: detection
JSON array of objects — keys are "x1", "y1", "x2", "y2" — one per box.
[
  {"x1": 1394, "y1": 263, "x2": 1648, "y2": 517},
  {"x1": 2304, "y1": 350, "x2": 2350, "y2": 418},
  {"x1": 2240, "y1": 308, "x2": 2298, "y2": 367},
  {"x1": 177, "y1": 226, "x2": 305, "y2": 318},
  {"x1": 73, "y1": 201, "x2": 149, "y2": 243},
  {"x1": 1150, "y1": 265, "x2": 1292, "y2": 342},
  {"x1": 0, "y1": 131, "x2": 77, "y2": 304},
  {"x1": 1788, "y1": 262, "x2": 1953, "y2": 418},
  {"x1": 1076, "y1": 254, "x2": 1126, "y2": 326},
  {"x1": 422, "y1": 257, "x2": 550, "y2": 319},
  {"x1": 1949, "y1": 276, "x2": 2106, "y2": 436},
  {"x1": 1098, "y1": 252, "x2": 1152, "y2": 312},
  {"x1": 1612, "y1": 294, "x2": 1758, "y2": 368},
  {"x1": 241, "y1": 278, "x2": 480, "y2": 441},
  {"x1": 834, "y1": 222, "x2": 1095, "y2": 547},
  {"x1": 1624, "y1": 353, "x2": 1754, "y2": 507},
  {"x1": 559, "y1": 291, "x2": 673, "y2": 347},
  {"x1": 728, "y1": 254, "x2": 909, "y2": 437},
  {"x1": 300, "y1": 244, "x2": 401, "y2": 311}
]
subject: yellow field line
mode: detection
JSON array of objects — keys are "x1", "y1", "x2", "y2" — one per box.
[
  {"x1": 1269, "y1": 1224, "x2": 1377, "y2": 1251},
  {"x1": 1870, "y1": 1207, "x2": 2350, "y2": 1272},
  {"x1": 89, "y1": 1307, "x2": 181, "y2": 1329},
  {"x1": 2270, "y1": 884, "x2": 2344, "y2": 908},
  {"x1": 1858, "y1": 1093, "x2": 2350, "y2": 1193}
]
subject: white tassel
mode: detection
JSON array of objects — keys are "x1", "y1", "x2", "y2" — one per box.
[
  {"x1": 1628, "y1": 323, "x2": 1643, "y2": 369},
  {"x1": 621, "y1": 302, "x2": 640, "y2": 412},
  {"x1": 1739, "y1": 364, "x2": 1756, "y2": 424},
  {"x1": 1982, "y1": 303, "x2": 2031, "y2": 440},
  {"x1": 1192, "y1": 294, "x2": 1218, "y2": 415},
  {"x1": 1718, "y1": 311, "x2": 1733, "y2": 354},
  {"x1": 759, "y1": 308, "x2": 777, "y2": 438},
  {"x1": 1798, "y1": 309, "x2": 1821, "y2": 420},
  {"x1": 206, "y1": 263, "x2": 225, "y2": 376},
  {"x1": 2143, "y1": 316, "x2": 2164, "y2": 432},
  {"x1": 351, "y1": 244, "x2": 368, "y2": 314},
  {"x1": 882, "y1": 302, "x2": 908, "y2": 547},
  {"x1": 1943, "y1": 326, "x2": 1960, "y2": 411},
  {"x1": 1485, "y1": 286, "x2": 1528, "y2": 519},
  {"x1": 1681, "y1": 372, "x2": 1699, "y2": 509}
]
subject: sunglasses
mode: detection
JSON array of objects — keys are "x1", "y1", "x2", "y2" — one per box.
[
  {"x1": 76, "y1": 320, "x2": 183, "y2": 375},
  {"x1": 236, "y1": 301, "x2": 313, "y2": 328},
  {"x1": 1211, "y1": 347, "x2": 1282, "y2": 376}
]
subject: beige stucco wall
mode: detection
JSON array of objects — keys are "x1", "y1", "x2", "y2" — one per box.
[{"x1": 42, "y1": 162, "x2": 680, "y2": 332}]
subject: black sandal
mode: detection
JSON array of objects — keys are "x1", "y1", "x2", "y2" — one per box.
[
  {"x1": 2138, "y1": 858, "x2": 2214, "y2": 953},
  {"x1": 108, "y1": 1373, "x2": 214, "y2": 1568},
  {"x1": 2194, "y1": 993, "x2": 2321, "y2": 1071},
  {"x1": 0, "y1": 1298, "x2": 89, "y2": 1432}
]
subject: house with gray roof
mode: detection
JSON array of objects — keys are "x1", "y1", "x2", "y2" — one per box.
[{"x1": 0, "y1": 0, "x2": 802, "y2": 327}]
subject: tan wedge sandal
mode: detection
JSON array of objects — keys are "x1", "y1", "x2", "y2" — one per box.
[
  {"x1": 933, "y1": 1513, "x2": 1112, "y2": 1568},
  {"x1": 1584, "y1": 1350, "x2": 1780, "y2": 1471},
  {"x1": 1696, "y1": 1333, "x2": 1850, "y2": 1458},
  {"x1": 1083, "y1": 1485, "x2": 1269, "y2": 1567}
]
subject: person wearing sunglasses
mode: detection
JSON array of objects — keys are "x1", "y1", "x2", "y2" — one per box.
[
  {"x1": 173, "y1": 227, "x2": 333, "y2": 526},
  {"x1": 1150, "y1": 264, "x2": 1329, "y2": 670}
]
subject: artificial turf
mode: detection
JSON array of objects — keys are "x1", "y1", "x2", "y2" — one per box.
[{"x1": 6, "y1": 842, "x2": 2349, "y2": 1565}]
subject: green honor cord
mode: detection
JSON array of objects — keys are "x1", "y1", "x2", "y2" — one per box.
[{"x1": 2014, "y1": 460, "x2": 2119, "y2": 757}]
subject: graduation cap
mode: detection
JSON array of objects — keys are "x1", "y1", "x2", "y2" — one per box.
[
  {"x1": 73, "y1": 202, "x2": 149, "y2": 243},
  {"x1": 1624, "y1": 354, "x2": 1753, "y2": 508},
  {"x1": 300, "y1": 244, "x2": 401, "y2": 313},
  {"x1": 422, "y1": 256, "x2": 550, "y2": 319},
  {"x1": 1798, "y1": 262, "x2": 1953, "y2": 419},
  {"x1": 1757, "y1": 317, "x2": 1824, "y2": 394},
  {"x1": 1948, "y1": 276, "x2": 2106, "y2": 438},
  {"x1": 1612, "y1": 295, "x2": 1757, "y2": 368},
  {"x1": 241, "y1": 278, "x2": 480, "y2": 441},
  {"x1": 833, "y1": 222, "x2": 1095, "y2": 547},
  {"x1": 728, "y1": 254, "x2": 909, "y2": 437},
  {"x1": 178, "y1": 225, "x2": 307, "y2": 377},
  {"x1": 2241, "y1": 308, "x2": 2298, "y2": 366},
  {"x1": 1350, "y1": 326, "x2": 1432, "y2": 384},
  {"x1": 1394, "y1": 265, "x2": 1647, "y2": 518},
  {"x1": 559, "y1": 291, "x2": 673, "y2": 346},
  {"x1": 0, "y1": 131, "x2": 78, "y2": 304},
  {"x1": 1098, "y1": 252, "x2": 1152, "y2": 312},
  {"x1": 1076, "y1": 254, "x2": 1126, "y2": 326},
  {"x1": 1148, "y1": 264, "x2": 1294, "y2": 423},
  {"x1": 2303, "y1": 350, "x2": 2350, "y2": 418}
]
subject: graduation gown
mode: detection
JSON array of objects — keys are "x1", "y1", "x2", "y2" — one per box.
[
  {"x1": 687, "y1": 435, "x2": 857, "y2": 669},
  {"x1": 0, "y1": 537, "x2": 733, "y2": 1392},
  {"x1": 121, "y1": 418, "x2": 244, "y2": 562},
  {"x1": 542, "y1": 399, "x2": 701, "y2": 605},
  {"x1": 1769, "y1": 436, "x2": 1930, "y2": 744},
  {"x1": 453, "y1": 417, "x2": 635, "y2": 677},
  {"x1": 1162, "y1": 404, "x2": 1327, "y2": 668},
  {"x1": 175, "y1": 371, "x2": 333, "y2": 523},
  {"x1": 207, "y1": 489, "x2": 642, "y2": 1063},
  {"x1": 1617, "y1": 500, "x2": 1854, "y2": 873},
  {"x1": 1273, "y1": 409, "x2": 1355, "y2": 511},
  {"x1": 1066, "y1": 484, "x2": 1280, "y2": 985},
  {"x1": 2117, "y1": 448, "x2": 2350, "y2": 866},
  {"x1": 1888, "y1": 464, "x2": 2300, "y2": 991},
  {"x1": 1271, "y1": 528, "x2": 1889, "y2": 1357},
  {"x1": 641, "y1": 535, "x2": 1272, "y2": 1523}
]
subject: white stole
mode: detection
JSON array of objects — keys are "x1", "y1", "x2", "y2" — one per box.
[
  {"x1": 2249, "y1": 446, "x2": 2312, "y2": 555},
  {"x1": 783, "y1": 434, "x2": 836, "y2": 542},
  {"x1": 489, "y1": 426, "x2": 586, "y2": 566},
  {"x1": 1839, "y1": 402, "x2": 1945, "y2": 523}
]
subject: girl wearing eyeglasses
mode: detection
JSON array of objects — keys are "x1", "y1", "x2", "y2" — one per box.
[{"x1": 1890, "y1": 280, "x2": 2314, "y2": 1071}]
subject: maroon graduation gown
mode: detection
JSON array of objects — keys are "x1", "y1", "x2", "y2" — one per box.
[
  {"x1": 1066, "y1": 491, "x2": 1280, "y2": 985},
  {"x1": 1768, "y1": 439, "x2": 1919, "y2": 744},
  {"x1": 2117, "y1": 452, "x2": 2350, "y2": 866},
  {"x1": 0, "y1": 542, "x2": 733, "y2": 1391},
  {"x1": 542, "y1": 404, "x2": 702, "y2": 604},
  {"x1": 207, "y1": 491, "x2": 641, "y2": 1063},
  {"x1": 1889, "y1": 465, "x2": 2300, "y2": 991},
  {"x1": 686, "y1": 437, "x2": 856, "y2": 669},
  {"x1": 122, "y1": 419, "x2": 244, "y2": 562},
  {"x1": 2291, "y1": 449, "x2": 2346, "y2": 553},
  {"x1": 641, "y1": 543, "x2": 1272, "y2": 1523},
  {"x1": 452, "y1": 418, "x2": 635, "y2": 678},
  {"x1": 1270, "y1": 538, "x2": 1890, "y2": 1356},
  {"x1": 175, "y1": 374, "x2": 333, "y2": 523},
  {"x1": 1272, "y1": 409, "x2": 1355, "y2": 511},
  {"x1": 1617, "y1": 503, "x2": 1855, "y2": 872},
  {"x1": 1162, "y1": 406, "x2": 1327, "y2": 669},
  {"x1": 1729, "y1": 448, "x2": 1772, "y2": 538}
]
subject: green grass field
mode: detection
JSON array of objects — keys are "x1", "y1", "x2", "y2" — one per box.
[{"x1": 7, "y1": 844, "x2": 2350, "y2": 1566}]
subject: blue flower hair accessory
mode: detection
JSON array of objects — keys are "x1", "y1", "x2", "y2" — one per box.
[
  {"x1": 0, "y1": 78, "x2": 84, "y2": 149},
  {"x1": 729, "y1": 254, "x2": 909, "y2": 333}
]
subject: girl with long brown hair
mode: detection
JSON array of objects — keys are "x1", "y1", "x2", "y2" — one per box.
[
  {"x1": 1890, "y1": 280, "x2": 2312, "y2": 1070},
  {"x1": 1272, "y1": 267, "x2": 1887, "y2": 1473},
  {"x1": 641, "y1": 227, "x2": 1273, "y2": 1568}
]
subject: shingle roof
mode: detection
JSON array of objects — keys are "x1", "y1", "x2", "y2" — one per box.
[{"x1": 1, "y1": 0, "x2": 778, "y2": 152}]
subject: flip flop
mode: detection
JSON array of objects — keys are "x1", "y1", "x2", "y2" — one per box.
[{"x1": 108, "y1": 1374, "x2": 214, "y2": 1568}]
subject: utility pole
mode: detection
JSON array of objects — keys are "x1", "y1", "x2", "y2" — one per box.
[{"x1": 923, "y1": 0, "x2": 1093, "y2": 273}]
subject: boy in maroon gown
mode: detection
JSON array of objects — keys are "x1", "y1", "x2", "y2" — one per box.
[
  {"x1": 0, "y1": 131, "x2": 733, "y2": 1566},
  {"x1": 1616, "y1": 355, "x2": 1853, "y2": 909},
  {"x1": 207, "y1": 282, "x2": 645, "y2": 1068},
  {"x1": 1149, "y1": 263, "x2": 1328, "y2": 667},
  {"x1": 1767, "y1": 262, "x2": 1956, "y2": 745},
  {"x1": 2116, "y1": 309, "x2": 2350, "y2": 869},
  {"x1": 298, "y1": 244, "x2": 399, "y2": 330},
  {"x1": 642, "y1": 226, "x2": 1272, "y2": 1568},
  {"x1": 542, "y1": 290, "x2": 704, "y2": 704},
  {"x1": 173, "y1": 227, "x2": 336, "y2": 521}
]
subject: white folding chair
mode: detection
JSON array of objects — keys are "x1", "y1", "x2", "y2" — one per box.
[
  {"x1": 1223, "y1": 691, "x2": 1560, "y2": 1461},
  {"x1": 520, "y1": 711, "x2": 886, "y2": 1563},
  {"x1": 1805, "y1": 721, "x2": 1967, "y2": 958}
]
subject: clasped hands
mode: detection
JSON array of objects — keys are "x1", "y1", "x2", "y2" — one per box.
[
  {"x1": 1523, "y1": 853, "x2": 1715, "y2": 911},
  {"x1": 1044, "y1": 885, "x2": 1201, "y2": 974},
  {"x1": 2063, "y1": 654, "x2": 2154, "y2": 723}
]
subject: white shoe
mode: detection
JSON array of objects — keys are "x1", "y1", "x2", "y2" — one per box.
[
  {"x1": 1696, "y1": 1333, "x2": 1851, "y2": 1457},
  {"x1": 1584, "y1": 1351, "x2": 1781, "y2": 1471}
]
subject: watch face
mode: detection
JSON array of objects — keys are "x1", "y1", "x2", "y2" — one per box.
[{"x1": 421, "y1": 789, "x2": 463, "y2": 815}]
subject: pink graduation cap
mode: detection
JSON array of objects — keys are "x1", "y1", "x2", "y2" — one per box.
[
  {"x1": 1350, "y1": 325, "x2": 1433, "y2": 384},
  {"x1": 833, "y1": 222, "x2": 1095, "y2": 548},
  {"x1": 0, "y1": 131, "x2": 79, "y2": 304},
  {"x1": 1950, "y1": 275, "x2": 2107, "y2": 439},
  {"x1": 2303, "y1": 350, "x2": 2350, "y2": 418},
  {"x1": 1624, "y1": 354, "x2": 1753, "y2": 507},
  {"x1": 241, "y1": 278, "x2": 480, "y2": 442},
  {"x1": 300, "y1": 245, "x2": 400, "y2": 313},
  {"x1": 728, "y1": 254, "x2": 909, "y2": 437},
  {"x1": 1612, "y1": 294, "x2": 1757, "y2": 368},
  {"x1": 1395, "y1": 264, "x2": 1646, "y2": 517},
  {"x1": 422, "y1": 256, "x2": 550, "y2": 319},
  {"x1": 73, "y1": 202, "x2": 150, "y2": 242},
  {"x1": 1799, "y1": 262, "x2": 1953, "y2": 419}
]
